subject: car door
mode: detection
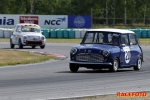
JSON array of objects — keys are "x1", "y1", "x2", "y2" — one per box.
[
  {"x1": 15, "y1": 25, "x2": 22, "y2": 44},
  {"x1": 11, "y1": 26, "x2": 19, "y2": 44},
  {"x1": 120, "y1": 34, "x2": 131, "y2": 67},
  {"x1": 129, "y1": 33, "x2": 140, "y2": 65}
]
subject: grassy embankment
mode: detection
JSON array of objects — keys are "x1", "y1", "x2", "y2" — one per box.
[{"x1": 0, "y1": 49, "x2": 56, "y2": 66}]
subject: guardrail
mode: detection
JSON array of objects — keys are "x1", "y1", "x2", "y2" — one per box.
[{"x1": 0, "y1": 28, "x2": 150, "y2": 38}]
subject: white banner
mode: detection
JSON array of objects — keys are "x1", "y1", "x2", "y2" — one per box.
[
  {"x1": 0, "y1": 14, "x2": 19, "y2": 27},
  {"x1": 39, "y1": 15, "x2": 68, "y2": 28}
]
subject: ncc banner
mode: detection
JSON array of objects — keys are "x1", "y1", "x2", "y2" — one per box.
[{"x1": 68, "y1": 16, "x2": 91, "y2": 28}]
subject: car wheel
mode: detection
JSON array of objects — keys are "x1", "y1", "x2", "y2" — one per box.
[
  {"x1": 69, "y1": 63, "x2": 79, "y2": 72},
  {"x1": 10, "y1": 39, "x2": 15, "y2": 49},
  {"x1": 32, "y1": 46, "x2": 36, "y2": 49},
  {"x1": 19, "y1": 39, "x2": 23, "y2": 49},
  {"x1": 40, "y1": 45, "x2": 45, "y2": 49},
  {"x1": 109, "y1": 58, "x2": 119, "y2": 72},
  {"x1": 134, "y1": 57, "x2": 142, "y2": 70}
]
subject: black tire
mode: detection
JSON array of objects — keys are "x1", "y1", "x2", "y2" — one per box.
[
  {"x1": 69, "y1": 63, "x2": 79, "y2": 72},
  {"x1": 40, "y1": 45, "x2": 45, "y2": 49},
  {"x1": 18, "y1": 39, "x2": 23, "y2": 49},
  {"x1": 134, "y1": 57, "x2": 142, "y2": 70},
  {"x1": 10, "y1": 39, "x2": 15, "y2": 49},
  {"x1": 32, "y1": 46, "x2": 36, "y2": 49},
  {"x1": 109, "y1": 58, "x2": 119, "y2": 72}
]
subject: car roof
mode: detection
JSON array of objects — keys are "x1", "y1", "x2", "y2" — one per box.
[
  {"x1": 87, "y1": 28, "x2": 135, "y2": 34},
  {"x1": 16, "y1": 23, "x2": 40, "y2": 27}
]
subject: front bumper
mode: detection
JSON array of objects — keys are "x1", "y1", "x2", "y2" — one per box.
[
  {"x1": 70, "y1": 61, "x2": 112, "y2": 68},
  {"x1": 22, "y1": 40, "x2": 45, "y2": 46}
]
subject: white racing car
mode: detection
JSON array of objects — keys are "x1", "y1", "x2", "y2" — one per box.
[{"x1": 10, "y1": 23, "x2": 46, "y2": 49}]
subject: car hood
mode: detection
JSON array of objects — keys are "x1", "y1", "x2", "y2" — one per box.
[
  {"x1": 21, "y1": 32, "x2": 43, "y2": 37},
  {"x1": 74, "y1": 44, "x2": 119, "y2": 53}
]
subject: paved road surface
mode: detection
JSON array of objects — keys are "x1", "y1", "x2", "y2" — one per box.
[{"x1": 0, "y1": 42, "x2": 149, "y2": 100}]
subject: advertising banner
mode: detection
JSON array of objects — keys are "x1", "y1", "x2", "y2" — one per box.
[
  {"x1": 0, "y1": 14, "x2": 19, "y2": 27},
  {"x1": 39, "y1": 15, "x2": 68, "y2": 28},
  {"x1": 0, "y1": 14, "x2": 91, "y2": 28},
  {"x1": 20, "y1": 16, "x2": 39, "y2": 24},
  {"x1": 68, "y1": 16, "x2": 91, "y2": 28}
]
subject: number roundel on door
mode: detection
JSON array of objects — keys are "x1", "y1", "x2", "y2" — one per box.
[{"x1": 123, "y1": 47, "x2": 131, "y2": 63}]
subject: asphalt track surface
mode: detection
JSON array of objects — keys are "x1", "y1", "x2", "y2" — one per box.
[{"x1": 0, "y1": 42, "x2": 150, "y2": 100}]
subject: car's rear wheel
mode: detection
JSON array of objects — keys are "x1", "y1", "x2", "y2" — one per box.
[
  {"x1": 32, "y1": 46, "x2": 36, "y2": 49},
  {"x1": 69, "y1": 63, "x2": 79, "y2": 72},
  {"x1": 10, "y1": 39, "x2": 15, "y2": 49},
  {"x1": 19, "y1": 39, "x2": 23, "y2": 49},
  {"x1": 134, "y1": 57, "x2": 142, "y2": 70},
  {"x1": 109, "y1": 58, "x2": 119, "y2": 72},
  {"x1": 40, "y1": 45, "x2": 45, "y2": 49}
]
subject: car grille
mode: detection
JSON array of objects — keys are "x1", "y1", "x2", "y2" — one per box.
[
  {"x1": 28, "y1": 36, "x2": 40, "y2": 40},
  {"x1": 76, "y1": 53, "x2": 104, "y2": 62},
  {"x1": 26, "y1": 41, "x2": 42, "y2": 45}
]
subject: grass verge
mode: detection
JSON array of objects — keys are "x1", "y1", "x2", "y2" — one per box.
[{"x1": 0, "y1": 49, "x2": 56, "y2": 66}]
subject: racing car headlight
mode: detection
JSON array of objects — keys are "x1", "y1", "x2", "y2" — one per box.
[
  {"x1": 103, "y1": 50, "x2": 110, "y2": 57},
  {"x1": 70, "y1": 48, "x2": 77, "y2": 55},
  {"x1": 23, "y1": 36, "x2": 27, "y2": 39},
  {"x1": 41, "y1": 36, "x2": 45, "y2": 40}
]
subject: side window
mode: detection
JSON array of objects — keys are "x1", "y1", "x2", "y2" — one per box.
[
  {"x1": 129, "y1": 34, "x2": 137, "y2": 45},
  {"x1": 16, "y1": 26, "x2": 21, "y2": 32},
  {"x1": 121, "y1": 34, "x2": 129, "y2": 46}
]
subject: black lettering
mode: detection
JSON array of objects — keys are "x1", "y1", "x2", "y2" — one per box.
[
  {"x1": 56, "y1": 20, "x2": 60, "y2": 25},
  {"x1": 51, "y1": 20, "x2": 55, "y2": 25},
  {"x1": 44, "y1": 20, "x2": 50, "y2": 25},
  {"x1": 0, "y1": 19, "x2": 2, "y2": 25},
  {"x1": 3, "y1": 17, "x2": 6, "y2": 25}
]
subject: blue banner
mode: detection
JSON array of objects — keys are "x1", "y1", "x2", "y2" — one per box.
[{"x1": 68, "y1": 16, "x2": 91, "y2": 28}]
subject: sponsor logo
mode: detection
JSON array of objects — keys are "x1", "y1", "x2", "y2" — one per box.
[
  {"x1": 44, "y1": 17, "x2": 66, "y2": 25},
  {"x1": 0, "y1": 17, "x2": 14, "y2": 25},
  {"x1": 74, "y1": 16, "x2": 85, "y2": 28},
  {"x1": 20, "y1": 16, "x2": 38, "y2": 24}
]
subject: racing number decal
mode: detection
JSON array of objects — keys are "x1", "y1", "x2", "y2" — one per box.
[{"x1": 123, "y1": 47, "x2": 131, "y2": 63}]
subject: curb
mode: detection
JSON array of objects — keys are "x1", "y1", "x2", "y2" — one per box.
[{"x1": 20, "y1": 50, "x2": 67, "y2": 59}]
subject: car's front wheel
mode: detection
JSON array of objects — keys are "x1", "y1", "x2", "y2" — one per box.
[
  {"x1": 134, "y1": 57, "x2": 142, "y2": 70},
  {"x1": 109, "y1": 58, "x2": 119, "y2": 72},
  {"x1": 32, "y1": 46, "x2": 36, "y2": 49},
  {"x1": 69, "y1": 63, "x2": 79, "y2": 72},
  {"x1": 10, "y1": 39, "x2": 15, "y2": 49},
  {"x1": 40, "y1": 45, "x2": 45, "y2": 49}
]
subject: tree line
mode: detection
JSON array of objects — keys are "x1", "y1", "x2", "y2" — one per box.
[{"x1": 0, "y1": 0, "x2": 150, "y2": 25}]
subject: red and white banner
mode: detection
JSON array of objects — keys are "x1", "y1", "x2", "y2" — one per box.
[{"x1": 20, "y1": 16, "x2": 39, "y2": 24}]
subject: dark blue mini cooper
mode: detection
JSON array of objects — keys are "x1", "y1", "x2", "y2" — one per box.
[{"x1": 69, "y1": 29, "x2": 143, "y2": 72}]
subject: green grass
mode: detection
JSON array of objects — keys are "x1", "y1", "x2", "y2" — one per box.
[
  {"x1": 1, "y1": 38, "x2": 150, "y2": 45},
  {"x1": 0, "y1": 49, "x2": 56, "y2": 66}
]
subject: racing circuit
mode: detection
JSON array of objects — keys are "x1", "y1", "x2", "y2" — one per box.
[{"x1": 0, "y1": 42, "x2": 150, "y2": 100}]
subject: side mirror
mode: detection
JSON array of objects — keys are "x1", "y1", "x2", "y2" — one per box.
[
  {"x1": 130, "y1": 43, "x2": 133, "y2": 45},
  {"x1": 121, "y1": 44, "x2": 126, "y2": 47},
  {"x1": 41, "y1": 31, "x2": 43, "y2": 34},
  {"x1": 18, "y1": 30, "x2": 21, "y2": 33}
]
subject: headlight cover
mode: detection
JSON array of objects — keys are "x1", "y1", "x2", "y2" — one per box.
[
  {"x1": 23, "y1": 36, "x2": 27, "y2": 39},
  {"x1": 70, "y1": 48, "x2": 77, "y2": 55},
  {"x1": 103, "y1": 50, "x2": 110, "y2": 57},
  {"x1": 41, "y1": 36, "x2": 45, "y2": 40}
]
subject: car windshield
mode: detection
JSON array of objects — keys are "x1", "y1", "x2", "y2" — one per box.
[
  {"x1": 21, "y1": 26, "x2": 40, "y2": 33},
  {"x1": 82, "y1": 31, "x2": 120, "y2": 45}
]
